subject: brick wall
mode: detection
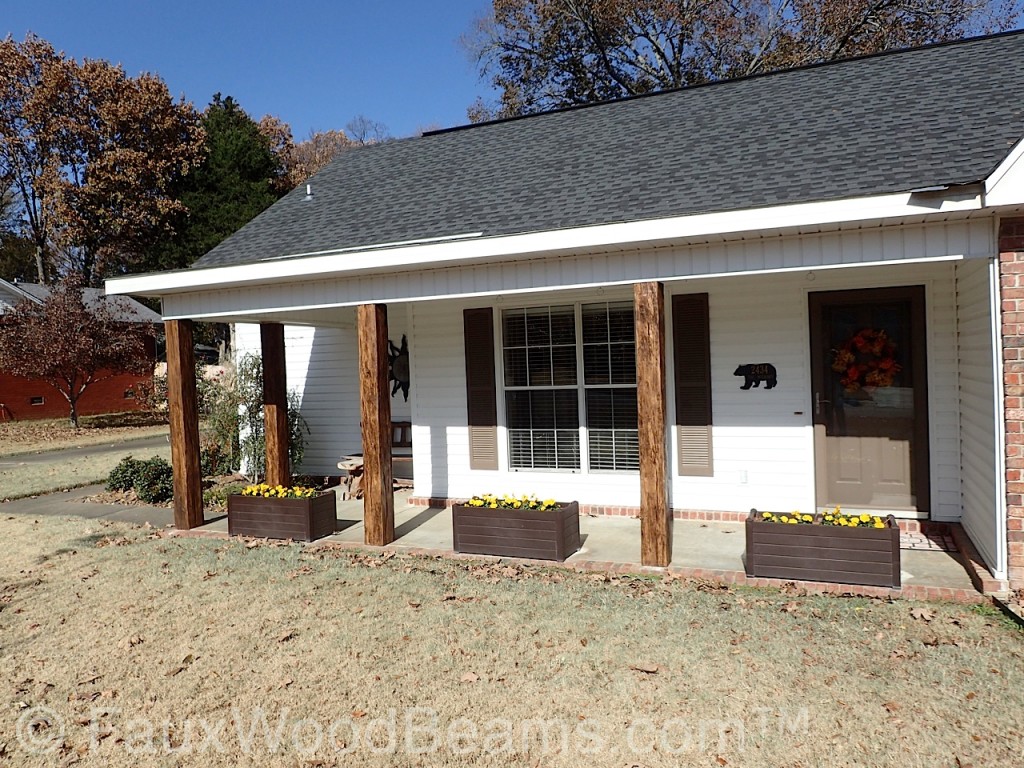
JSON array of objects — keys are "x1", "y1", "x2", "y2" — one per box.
[
  {"x1": 999, "y1": 217, "x2": 1024, "y2": 589},
  {"x1": 0, "y1": 369, "x2": 150, "y2": 422}
]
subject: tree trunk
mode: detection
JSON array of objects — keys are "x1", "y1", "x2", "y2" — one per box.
[
  {"x1": 34, "y1": 243, "x2": 48, "y2": 284},
  {"x1": 68, "y1": 398, "x2": 79, "y2": 427}
]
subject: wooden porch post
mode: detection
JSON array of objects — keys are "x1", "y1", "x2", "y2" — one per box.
[
  {"x1": 634, "y1": 282, "x2": 671, "y2": 566},
  {"x1": 165, "y1": 319, "x2": 203, "y2": 529},
  {"x1": 358, "y1": 303, "x2": 394, "y2": 546},
  {"x1": 260, "y1": 323, "x2": 290, "y2": 487}
]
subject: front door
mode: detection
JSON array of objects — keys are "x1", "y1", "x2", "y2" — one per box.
[{"x1": 809, "y1": 287, "x2": 929, "y2": 514}]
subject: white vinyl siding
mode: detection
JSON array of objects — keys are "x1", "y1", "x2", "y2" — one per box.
[
  {"x1": 665, "y1": 261, "x2": 960, "y2": 518},
  {"x1": 406, "y1": 260, "x2": 963, "y2": 518},
  {"x1": 956, "y1": 258, "x2": 1004, "y2": 576},
  {"x1": 234, "y1": 306, "x2": 412, "y2": 476}
]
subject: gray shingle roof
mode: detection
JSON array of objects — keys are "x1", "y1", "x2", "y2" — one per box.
[
  {"x1": 194, "y1": 31, "x2": 1024, "y2": 270},
  {"x1": 9, "y1": 283, "x2": 162, "y2": 323}
]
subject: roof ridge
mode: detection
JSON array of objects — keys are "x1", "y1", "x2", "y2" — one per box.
[{"x1": 427, "y1": 28, "x2": 1024, "y2": 137}]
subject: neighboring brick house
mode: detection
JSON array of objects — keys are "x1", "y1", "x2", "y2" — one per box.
[{"x1": 0, "y1": 278, "x2": 160, "y2": 422}]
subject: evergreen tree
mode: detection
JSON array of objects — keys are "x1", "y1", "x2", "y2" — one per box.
[{"x1": 148, "y1": 94, "x2": 285, "y2": 271}]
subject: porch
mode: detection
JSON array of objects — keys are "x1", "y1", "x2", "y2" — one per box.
[
  {"x1": 152, "y1": 247, "x2": 1011, "y2": 595},
  {"x1": 183, "y1": 490, "x2": 986, "y2": 602}
]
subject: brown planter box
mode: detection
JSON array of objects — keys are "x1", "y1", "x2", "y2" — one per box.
[
  {"x1": 744, "y1": 510, "x2": 901, "y2": 588},
  {"x1": 452, "y1": 501, "x2": 581, "y2": 561},
  {"x1": 227, "y1": 490, "x2": 337, "y2": 542}
]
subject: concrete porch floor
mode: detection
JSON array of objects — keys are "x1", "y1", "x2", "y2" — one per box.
[{"x1": 190, "y1": 490, "x2": 983, "y2": 601}]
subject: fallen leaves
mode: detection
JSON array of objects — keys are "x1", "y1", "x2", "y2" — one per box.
[
  {"x1": 629, "y1": 662, "x2": 660, "y2": 674},
  {"x1": 910, "y1": 607, "x2": 935, "y2": 622},
  {"x1": 165, "y1": 653, "x2": 197, "y2": 677},
  {"x1": 95, "y1": 535, "x2": 131, "y2": 548},
  {"x1": 460, "y1": 671, "x2": 480, "y2": 683},
  {"x1": 117, "y1": 634, "x2": 143, "y2": 650}
]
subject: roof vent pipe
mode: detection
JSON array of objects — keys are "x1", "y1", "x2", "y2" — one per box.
[{"x1": 304, "y1": 184, "x2": 314, "y2": 201}]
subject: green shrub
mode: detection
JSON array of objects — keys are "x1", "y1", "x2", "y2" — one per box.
[
  {"x1": 106, "y1": 456, "x2": 145, "y2": 492},
  {"x1": 202, "y1": 481, "x2": 246, "y2": 510},
  {"x1": 136, "y1": 457, "x2": 175, "y2": 504}
]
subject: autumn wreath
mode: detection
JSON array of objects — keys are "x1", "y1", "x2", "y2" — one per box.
[{"x1": 831, "y1": 328, "x2": 901, "y2": 392}]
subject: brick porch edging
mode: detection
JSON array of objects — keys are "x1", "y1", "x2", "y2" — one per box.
[
  {"x1": 408, "y1": 496, "x2": 947, "y2": 533},
  {"x1": 168, "y1": 528, "x2": 988, "y2": 604}
]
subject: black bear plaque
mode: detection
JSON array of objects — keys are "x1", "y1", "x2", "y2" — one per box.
[{"x1": 734, "y1": 363, "x2": 777, "y2": 390}]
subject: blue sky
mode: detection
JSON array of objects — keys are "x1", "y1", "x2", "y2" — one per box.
[{"x1": 4, "y1": 0, "x2": 498, "y2": 138}]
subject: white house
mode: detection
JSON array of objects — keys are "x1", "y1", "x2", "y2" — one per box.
[{"x1": 108, "y1": 31, "x2": 1024, "y2": 590}]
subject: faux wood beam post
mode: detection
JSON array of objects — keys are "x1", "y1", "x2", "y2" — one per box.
[
  {"x1": 165, "y1": 319, "x2": 204, "y2": 530},
  {"x1": 260, "y1": 323, "x2": 290, "y2": 487},
  {"x1": 358, "y1": 303, "x2": 394, "y2": 546},
  {"x1": 634, "y1": 281, "x2": 671, "y2": 566}
]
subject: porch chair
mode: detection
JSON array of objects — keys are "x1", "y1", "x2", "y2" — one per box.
[{"x1": 337, "y1": 421, "x2": 413, "y2": 499}]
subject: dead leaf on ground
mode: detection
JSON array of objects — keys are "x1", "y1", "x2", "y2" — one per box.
[
  {"x1": 910, "y1": 607, "x2": 935, "y2": 622},
  {"x1": 76, "y1": 674, "x2": 102, "y2": 686},
  {"x1": 165, "y1": 653, "x2": 197, "y2": 677},
  {"x1": 460, "y1": 671, "x2": 480, "y2": 683},
  {"x1": 629, "y1": 662, "x2": 660, "y2": 674},
  {"x1": 882, "y1": 701, "x2": 900, "y2": 713},
  {"x1": 117, "y1": 635, "x2": 143, "y2": 650},
  {"x1": 716, "y1": 757, "x2": 729, "y2": 766},
  {"x1": 278, "y1": 630, "x2": 297, "y2": 643},
  {"x1": 781, "y1": 601, "x2": 800, "y2": 614}
]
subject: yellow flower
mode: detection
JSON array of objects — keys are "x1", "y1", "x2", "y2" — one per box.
[
  {"x1": 788, "y1": 518, "x2": 798, "y2": 524},
  {"x1": 780, "y1": 515, "x2": 790, "y2": 523},
  {"x1": 802, "y1": 515, "x2": 813, "y2": 522},
  {"x1": 859, "y1": 514, "x2": 871, "y2": 522}
]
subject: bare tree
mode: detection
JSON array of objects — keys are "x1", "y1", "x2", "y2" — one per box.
[
  {"x1": 466, "y1": 0, "x2": 1022, "y2": 118},
  {"x1": 344, "y1": 115, "x2": 391, "y2": 145}
]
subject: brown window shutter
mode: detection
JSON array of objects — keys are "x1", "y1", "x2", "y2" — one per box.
[
  {"x1": 463, "y1": 308, "x2": 499, "y2": 470},
  {"x1": 672, "y1": 293, "x2": 713, "y2": 476}
]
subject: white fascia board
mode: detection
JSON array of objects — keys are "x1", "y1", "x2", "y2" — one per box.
[
  {"x1": 105, "y1": 189, "x2": 983, "y2": 298},
  {"x1": 985, "y1": 138, "x2": 1024, "y2": 207}
]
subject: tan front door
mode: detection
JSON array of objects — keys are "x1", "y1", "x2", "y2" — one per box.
[{"x1": 809, "y1": 287, "x2": 930, "y2": 514}]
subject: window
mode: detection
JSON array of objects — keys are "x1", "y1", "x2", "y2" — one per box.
[
  {"x1": 29, "y1": 396, "x2": 44, "y2": 406},
  {"x1": 502, "y1": 306, "x2": 580, "y2": 470},
  {"x1": 501, "y1": 302, "x2": 637, "y2": 472},
  {"x1": 582, "y1": 302, "x2": 638, "y2": 471}
]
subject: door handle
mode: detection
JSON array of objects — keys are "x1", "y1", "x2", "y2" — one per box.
[{"x1": 815, "y1": 391, "x2": 830, "y2": 417}]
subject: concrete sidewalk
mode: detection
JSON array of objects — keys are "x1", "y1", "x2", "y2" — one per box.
[
  {"x1": 1, "y1": 483, "x2": 176, "y2": 527},
  {"x1": 0, "y1": 433, "x2": 169, "y2": 466},
  {"x1": 192, "y1": 490, "x2": 983, "y2": 601},
  {"x1": 4, "y1": 486, "x2": 987, "y2": 603}
]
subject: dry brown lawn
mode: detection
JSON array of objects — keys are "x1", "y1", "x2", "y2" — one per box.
[
  {"x1": 1, "y1": 514, "x2": 1022, "y2": 767},
  {"x1": 0, "y1": 413, "x2": 168, "y2": 458},
  {"x1": 0, "y1": 444, "x2": 171, "y2": 501}
]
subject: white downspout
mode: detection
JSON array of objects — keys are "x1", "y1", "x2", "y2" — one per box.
[{"x1": 989, "y1": 253, "x2": 1009, "y2": 580}]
